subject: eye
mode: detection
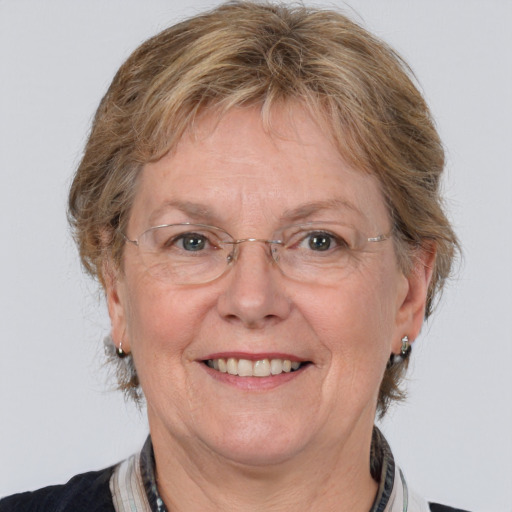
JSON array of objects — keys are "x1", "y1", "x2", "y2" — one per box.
[
  {"x1": 146, "y1": 225, "x2": 230, "y2": 256},
  {"x1": 155, "y1": 230, "x2": 218, "y2": 253},
  {"x1": 176, "y1": 232, "x2": 208, "y2": 251},
  {"x1": 168, "y1": 230, "x2": 223, "y2": 253},
  {"x1": 282, "y1": 225, "x2": 354, "y2": 255},
  {"x1": 301, "y1": 231, "x2": 348, "y2": 252},
  {"x1": 307, "y1": 233, "x2": 333, "y2": 251}
]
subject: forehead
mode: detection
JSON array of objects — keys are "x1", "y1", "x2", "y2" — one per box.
[{"x1": 130, "y1": 105, "x2": 389, "y2": 232}]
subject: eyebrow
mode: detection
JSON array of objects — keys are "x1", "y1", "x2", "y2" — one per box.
[
  {"x1": 149, "y1": 200, "x2": 218, "y2": 225},
  {"x1": 280, "y1": 199, "x2": 365, "y2": 223},
  {"x1": 149, "y1": 197, "x2": 365, "y2": 226}
]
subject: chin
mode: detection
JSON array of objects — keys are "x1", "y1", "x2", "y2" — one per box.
[
  {"x1": 211, "y1": 440, "x2": 304, "y2": 468},
  {"x1": 198, "y1": 416, "x2": 314, "y2": 467}
]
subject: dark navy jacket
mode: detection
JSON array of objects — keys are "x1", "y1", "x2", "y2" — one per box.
[{"x1": 0, "y1": 467, "x2": 470, "y2": 512}]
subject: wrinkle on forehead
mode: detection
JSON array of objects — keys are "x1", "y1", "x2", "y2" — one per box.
[{"x1": 132, "y1": 105, "x2": 389, "y2": 236}]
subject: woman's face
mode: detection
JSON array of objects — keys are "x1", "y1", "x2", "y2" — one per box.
[{"x1": 107, "y1": 105, "x2": 429, "y2": 467}]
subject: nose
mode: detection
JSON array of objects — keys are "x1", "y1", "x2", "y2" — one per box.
[{"x1": 216, "y1": 241, "x2": 292, "y2": 329}]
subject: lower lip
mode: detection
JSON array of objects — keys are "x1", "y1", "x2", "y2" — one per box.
[{"x1": 201, "y1": 363, "x2": 308, "y2": 391}]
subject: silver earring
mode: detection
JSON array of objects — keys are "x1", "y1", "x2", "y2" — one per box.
[
  {"x1": 116, "y1": 340, "x2": 127, "y2": 358},
  {"x1": 400, "y1": 335, "x2": 411, "y2": 358},
  {"x1": 388, "y1": 335, "x2": 411, "y2": 367}
]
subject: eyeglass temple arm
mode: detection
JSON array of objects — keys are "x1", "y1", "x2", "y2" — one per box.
[{"x1": 119, "y1": 231, "x2": 139, "y2": 246}]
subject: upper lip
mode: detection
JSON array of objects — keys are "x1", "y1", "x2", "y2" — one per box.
[{"x1": 201, "y1": 352, "x2": 307, "y2": 362}]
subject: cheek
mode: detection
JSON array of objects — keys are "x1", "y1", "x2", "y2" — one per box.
[
  {"x1": 123, "y1": 276, "x2": 207, "y2": 363},
  {"x1": 307, "y1": 273, "x2": 397, "y2": 348},
  {"x1": 300, "y1": 263, "x2": 400, "y2": 387},
  {"x1": 121, "y1": 281, "x2": 214, "y2": 424}
]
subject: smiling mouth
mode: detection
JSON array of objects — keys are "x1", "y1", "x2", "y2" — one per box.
[{"x1": 204, "y1": 358, "x2": 310, "y2": 377}]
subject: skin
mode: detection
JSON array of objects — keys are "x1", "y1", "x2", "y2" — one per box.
[{"x1": 106, "y1": 105, "x2": 433, "y2": 511}]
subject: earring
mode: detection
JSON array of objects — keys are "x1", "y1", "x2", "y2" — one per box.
[
  {"x1": 116, "y1": 340, "x2": 127, "y2": 359},
  {"x1": 388, "y1": 335, "x2": 411, "y2": 367},
  {"x1": 400, "y1": 335, "x2": 411, "y2": 359}
]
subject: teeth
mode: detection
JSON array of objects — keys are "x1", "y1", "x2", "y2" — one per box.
[
  {"x1": 237, "y1": 359, "x2": 253, "y2": 377},
  {"x1": 253, "y1": 359, "x2": 271, "y2": 377},
  {"x1": 206, "y1": 357, "x2": 304, "y2": 377},
  {"x1": 227, "y1": 357, "x2": 238, "y2": 375},
  {"x1": 270, "y1": 359, "x2": 283, "y2": 375},
  {"x1": 218, "y1": 358, "x2": 227, "y2": 373}
]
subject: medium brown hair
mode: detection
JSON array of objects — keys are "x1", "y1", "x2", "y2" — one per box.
[{"x1": 68, "y1": 1, "x2": 458, "y2": 415}]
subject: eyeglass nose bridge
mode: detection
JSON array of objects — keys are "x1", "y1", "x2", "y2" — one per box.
[{"x1": 222, "y1": 238, "x2": 285, "y2": 266}]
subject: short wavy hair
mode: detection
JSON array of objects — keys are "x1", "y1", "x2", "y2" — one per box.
[{"x1": 68, "y1": 1, "x2": 458, "y2": 416}]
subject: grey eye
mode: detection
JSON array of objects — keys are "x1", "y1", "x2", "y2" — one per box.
[
  {"x1": 307, "y1": 233, "x2": 333, "y2": 251},
  {"x1": 178, "y1": 233, "x2": 207, "y2": 251}
]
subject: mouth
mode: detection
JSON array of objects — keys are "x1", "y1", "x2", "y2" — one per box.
[{"x1": 203, "y1": 357, "x2": 311, "y2": 377}]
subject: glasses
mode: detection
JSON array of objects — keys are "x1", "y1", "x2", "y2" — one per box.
[{"x1": 122, "y1": 222, "x2": 390, "y2": 285}]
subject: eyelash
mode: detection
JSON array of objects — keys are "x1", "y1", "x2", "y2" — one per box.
[
  {"x1": 169, "y1": 233, "x2": 218, "y2": 251},
  {"x1": 292, "y1": 231, "x2": 349, "y2": 251}
]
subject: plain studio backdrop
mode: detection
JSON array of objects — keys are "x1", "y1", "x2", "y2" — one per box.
[{"x1": 1, "y1": 1, "x2": 511, "y2": 510}]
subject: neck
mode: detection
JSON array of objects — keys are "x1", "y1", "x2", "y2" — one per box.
[{"x1": 150, "y1": 422, "x2": 378, "y2": 512}]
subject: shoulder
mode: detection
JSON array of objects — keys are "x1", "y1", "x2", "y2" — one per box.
[
  {"x1": 403, "y1": 471, "x2": 471, "y2": 512},
  {"x1": 0, "y1": 466, "x2": 116, "y2": 512},
  {"x1": 430, "y1": 504, "x2": 472, "y2": 512}
]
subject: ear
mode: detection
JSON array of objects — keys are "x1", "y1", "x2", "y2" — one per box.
[
  {"x1": 104, "y1": 259, "x2": 131, "y2": 354},
  {"x1": 392, "y1": 244, "x2": 436, "y2": 353}
]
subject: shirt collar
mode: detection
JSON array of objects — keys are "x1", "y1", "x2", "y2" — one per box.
[{"x1": 369, "y1": 427, "x2": 396, "y2": 512}]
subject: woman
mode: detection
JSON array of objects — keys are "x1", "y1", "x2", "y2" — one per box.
[{"x1": 1, "y1": 2, "x2": 466, "y2": 511}]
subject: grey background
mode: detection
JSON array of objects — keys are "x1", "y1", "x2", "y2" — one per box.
[{"x1": 1, "y1": 1, "x2": 511, "y2": 510}]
